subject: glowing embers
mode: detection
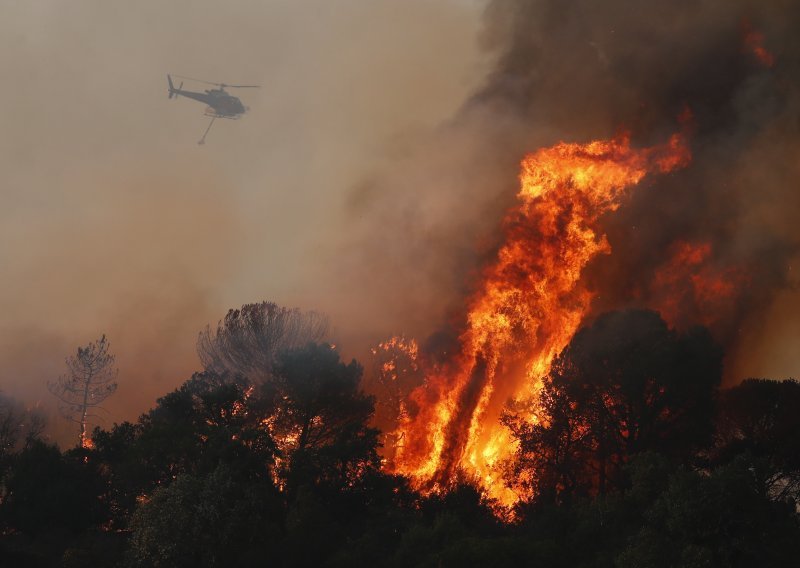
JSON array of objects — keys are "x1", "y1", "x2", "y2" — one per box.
[{"x1": 389, "y1": 133, "x2": 691, "y2": 507}]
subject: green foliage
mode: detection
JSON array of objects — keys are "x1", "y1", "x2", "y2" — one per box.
[
  {"x1": 617, "y1": 456, "x2": 800, "y2": 568},
  {"x1": 126, "y1": 465, "x2": 283, "y2": 568}
]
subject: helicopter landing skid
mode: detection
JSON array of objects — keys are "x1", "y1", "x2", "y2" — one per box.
[
  {"x1": 203, "y1": 109, "x2": 240, "y2": 119},
  {"x1": 198, "y1": 116, "x2": 216, "y2": 145},
  {"x1": 198, "y1": 110, "x2": 241, "y2": 145}
]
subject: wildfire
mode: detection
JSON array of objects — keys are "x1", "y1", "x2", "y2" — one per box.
[{"x1": 389, "y1": 132, "x2": 691, "y2": 506}]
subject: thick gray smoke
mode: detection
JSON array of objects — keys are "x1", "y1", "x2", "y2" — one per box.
[{"x1": 330, "y1": 0, "x2": 800, "y2": 384}]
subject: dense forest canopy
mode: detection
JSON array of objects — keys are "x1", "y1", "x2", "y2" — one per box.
[{"x1": 1, "y1": 305, "x2": 798, "y2": 567}]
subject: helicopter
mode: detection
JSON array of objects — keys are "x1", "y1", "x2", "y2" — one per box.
[{"x1": 167, "y1": 74, "x2": 260, "y2": 144}]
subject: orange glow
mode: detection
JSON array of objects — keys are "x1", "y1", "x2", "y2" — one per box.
[
  {"x1": 389, "y1": 133, "x2": 691, "y2": 506},
  {"x1": 371, "y1": 335, "x2": 420, "y2": 388},
  {"x1": 369, "y1": 335, "x2": 423, "y2": 465},
  {"x1": 742, "y1": 21, "x2": 775, "y2": 68},
  {"x1": 650, "y1": 240, "x2": 748, "y2": 329}
]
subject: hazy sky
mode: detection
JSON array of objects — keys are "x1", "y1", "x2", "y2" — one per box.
[{"x1": 0, "y1": 0, "x2": 490, "y2": 437}]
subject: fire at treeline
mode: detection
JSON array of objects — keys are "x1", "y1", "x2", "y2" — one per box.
[
  {"x1": 4, "y1": 301, "x2": 799, "y2": 568},
  {"x1": 4, "y1": 0, "x2": 800, "y2": 566}
]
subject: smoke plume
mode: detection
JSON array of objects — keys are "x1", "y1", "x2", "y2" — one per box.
[{"x1": 330, "y1": 0, "x2": 800, "y2": 384}]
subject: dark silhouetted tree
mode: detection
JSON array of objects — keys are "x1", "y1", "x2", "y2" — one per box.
[
  {"x1": 617, "y1": 455, "x2": 800, "y2": 568},
  {"x1": 48, "y1": 335, "x2": 118, "y2": 448},
  {"x1": 91, "y1": 371, "x2": 276, "y2": 527},
  {"x1": 116, "y1": 345, "x2": 385, "y2": 567},
  {"x1": 506, "y1": 309, "x2": 722, "y2": 501},
  {"x1": 126, "y1": 464, "x2": 283, "y2": 568},
  {"x1": 0, "y1": 393, "x2": 45, "y2": 473},
  {"x1": 197, "y1": 301, "x2": 328, "y2": 381},
  {"x1": 269, "y1": 343, "x2": 380, "y2": 492},
  {"x1": 1, "y1": 440, "x2": 106, "y2": 536},
  {"x1": 715, "y1": 378, "x2": 800, "y2": 502}
]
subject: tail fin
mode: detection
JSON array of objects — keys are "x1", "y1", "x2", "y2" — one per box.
[{"x1": 167, "y1": 74, "x2": 176, "y2": 99}]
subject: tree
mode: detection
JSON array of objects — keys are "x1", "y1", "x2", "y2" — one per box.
[
  {"x1": 617, "y1": 456, "x2": 800, "y2": 568},
  {"x1": 197, "y1": 301, "x2": 329, "y2": 382},
  {"x1": 48, "y1": 335, "x2": 118, "y2": 448},
  {"x1": 126, "y1": 465, "x2": 283, "y2": 568},
  {"x1": 506, "y1": 310, "x2": 722, "y2": 501},
  {"x1": 268, "y1": 343, "x2": 380, "y2": 492},
  {"x1": 112, "y1": 345, "x2": 385, "y2": 566},
  {"x1": 503, "y1": 375, "x2": 588, "y2": 501},
  {"x1": 365, "y1": 335, "x2": 425, "y2": 463},
  {"x1": 1, "y1": 440, "x2": 106, "y2": 536},
  {"x1": 0, "y1": 393, "x2": 45, "y2": 465},
  {"x1": 91, "y1": 371, "x2": 277, "y2": 527},
  {"x1": 714, "y1": 378, "x2": 800, "y2": 502}
]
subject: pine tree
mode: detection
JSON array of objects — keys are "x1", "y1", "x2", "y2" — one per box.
[{"x1": 48, "y1": 335, "x2": 118, "y2": 447}]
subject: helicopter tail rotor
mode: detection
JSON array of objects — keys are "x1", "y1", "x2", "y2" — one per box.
[{"x1": 167, "y1": 75, "x2": 183, "y2": 99}]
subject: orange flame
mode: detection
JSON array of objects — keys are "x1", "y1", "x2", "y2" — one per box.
[{"x1": 389, "y1": 132, "x2": 691, "y2": 506}]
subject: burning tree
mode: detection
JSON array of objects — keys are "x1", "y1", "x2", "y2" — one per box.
[
  {"x1": 390, "y1": 132, "x2": 691, "y2": 505},
  {"x1": 197, "y1": 301, "x2": 329, "y2": 382},
  {"x1": 267, "y1": 343, "x2": 379, "y2": 493},
  {"x1": 48, "y1": 335, "x2": 118, "y2": 448},
  {"x1": 504, "y1": 310, "x2": 722, "y2": 502},
  {"x1": 366, "y1": 335, "x2": 424, "y2": 464}
]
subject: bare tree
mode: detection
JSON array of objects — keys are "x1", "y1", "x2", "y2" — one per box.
[
  {"x1": 197, "y1": 302, "x2": 329, "y2": 381},
  {"x1": 48, "y1": 335, "x2": 118, "y2": 448}
]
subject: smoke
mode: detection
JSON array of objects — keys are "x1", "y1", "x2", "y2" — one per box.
[
  {"x1": 0, "y1": 162, "x2": 238, "y2": 445},
  {"x1": 0, "y1": 0, "x2": 485, "y2": 445},
  {"x1": 328, "y1": 0, "x2": 800, "y2": 384},
  {"x1": 3, "y1": 0, "x2": 798, "y2": 447}
]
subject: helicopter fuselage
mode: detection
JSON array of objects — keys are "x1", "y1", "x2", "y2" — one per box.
[
  {"x1": 171, "y1": 87, "x2": 246, "y2": 118},
  {"x1": 167, "y1": 74, "x2": 258, "y2": 143}
]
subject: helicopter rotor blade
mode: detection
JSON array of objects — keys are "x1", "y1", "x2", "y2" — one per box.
[
  {"x1": 171, "y1": 75, "x2": 260, "y2": 89},
  {"x1": 172, "y1": 74, "x2": 224, "y2": 87}
]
